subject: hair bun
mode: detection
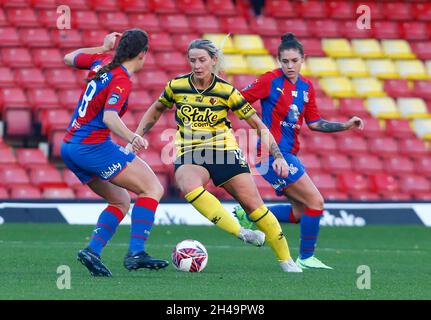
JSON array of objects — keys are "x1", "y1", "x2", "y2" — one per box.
[{"x1": 281, "y1": 33, "x2": 296, "y2": 42}]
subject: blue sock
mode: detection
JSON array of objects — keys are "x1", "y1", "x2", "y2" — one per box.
[
  {"x1": 129, "y1": 197, "x2": 158, "y2": 255},
  {"x1": 88, "y1": 206, "x2": 124, "y2": 256},
  {"x1": 267, "y1": 204, "x2": 293, "y2": 222},
  {"x1": 300, "y1": 208, "x2": 323, "y2": 259}
]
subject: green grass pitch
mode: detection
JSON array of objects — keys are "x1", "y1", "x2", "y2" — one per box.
[{"x1": 0, "y1": 224, "x2": 430, "y2": 300}]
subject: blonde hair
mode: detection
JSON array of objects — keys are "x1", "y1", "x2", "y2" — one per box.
[{"x1": 187, "y1": 38, "x2": 225, "y2": 75}]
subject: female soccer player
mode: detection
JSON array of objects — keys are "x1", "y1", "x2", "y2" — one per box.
[
  {"x1": 133, "y1": 39, "x2": 302, "y2": 273},
  {"x1": 62, "y1": 30, "x2": 169, "y2": 276},
  {"x1": 235, "y1": 33, "x2": 364, "y2": 270}
]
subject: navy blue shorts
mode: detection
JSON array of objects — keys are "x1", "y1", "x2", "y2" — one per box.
[
  {"x1": 61, "y1": 140, "x2": 136, "y2": 184},
  {"x1": 256, "y1": 153, "x2": 305, "y2": 196}
]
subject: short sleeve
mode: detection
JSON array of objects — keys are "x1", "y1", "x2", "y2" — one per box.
[
  {"x1": 158, "y1": 80, "x2": 175, "y2": 109},
  {"x1": 229, "y1": 88, "x2": 256, "y2": 120},
  {"x1": 240, "y1": 72, "x2": 272, "y2": 104},
  {"x1": 104, "y1": 76, "x2": 132, "y2": 113},
  {"x1": 73, "y1": 53, "x2": 100, "y2": 70},
  {"x1": 304, "y1": 83, "x2": 321, "y2": 124}
]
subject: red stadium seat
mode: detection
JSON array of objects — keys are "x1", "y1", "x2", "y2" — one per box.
[
  {"x1": 385, "y1": 119, "x2": 416, "y2": 139},
  {"x1": 50, "y1": 29, "x2": 83, "y2": 48},
  {"x1": 315, "y1": 96, "x2": 338, "y2": 118},
  {"x1": 63, "y1": 169, "x2": 82, "y2": 189},
  {"x1": 0, "y1": 27, "x2": 21, "y2": 46},
  {"x1": 383, "y1": 156, "x2": 415, "y2": 177},
  {"x1": 98, "y1": 12, "x2": 129, "y2": 30},
  {"x1": 320, "y1": 154, "x2": 353, "y2": 173},
  {"x1": 149, "y1": 0, "x2": 177, "y2": 13},
  {"x1": 310, "y1": 173, "x2": 338, "y2": 194},
  {"x1": 354, "y1": 1, "x2": 385, "y2": 20},
  {"x1": 27, "y1": 88, "x2": 60, "y2": 111},
  {"x1": 368, "y1": 137, "x2": 399, "y2": 157},
  {"x1": 0, "y1": 147, "x2": 17, "y2": 165},
  {"x1": 413, "y1": 3, "x2": 431, "y2": 21},
  {"x1": 380, "y1": 192, "x2": 411, "y2": 201},
  {"x1": 0, "y1": 8, "x2": 7, "y2": 27},
  {"x1": 128, "y1": 13, "x2": 160, "y2": 32},
  {"x1": 327, "y1": 1, "x2": 354, "y2": 19},
  {"x1": 397, "y1": 137, "x2": 429, "y2": 158},
  {"x1": 413, "y1": 80, "x2": 431, "y2": 100},
  {"x1": 119, "y1": 0, "x2": 149, "y2": 12},
  {"x1": 138, "y1": 70, "x2": 170, "y2": 92},
  {"x1": 413, "y1": 192, "x2": 431, "y2": 201},
  {"x1": 262, "y1": 37, "x2": 281, "y2": 56},
  {"x1": 148, "y1": 32, "x2": 173, "y2": 52},
  {"x1": 10, "y1": 185, "x2": 42, "y2": 199},
  {"x1": 206, "y1": 0, "x2": 237, "y2": 16},
  {"x1": 373, "y1": 21, "x2": 401, "y2": 39},
  {"x1": 300, "y1": 1, "x2": 328, "y2": 19},
  {"x1": 159, "y1": 14, "x2": 191, "y2": 34},
  {"x1": 336, "y1": 135, "x2": 369, "y2": 155},
  {"x1": 1, "y1": 48, "x2": 32, "y2": 67},
  {"x1": 4, "y1": 109, "x2": 32, "y2": 136},
  {"x1": 0, "y1": 88, "x2": 29, "y2": 108},
  {"x1": 74, "y1": 185, "x2": 101, "y2": 200},
  {"x1": 338, "y1": 98, "x2": 371, "y2": 119},
  {"x1": 16, "y1": 148, "x2": 49, "y2": 169},
  {"x1": 0, "y1": 67, "x2": 15, "y2": 87},
  {"x1": 59, "y1": 0, "x2": 89, "y2": 9},
  {"x1": 0, "y1": 187, "x2": 9, "y2": 199},
  {"x1": 29, "y1": 165, "x2": 66, "y2": 188},
  {"x1": 300, "y1": 154, "x2": 322, "y2": 175},
  {"x1": 50, "y1": 131, "x2": 65, "y2": 159},
  {"x1": 57, "y1": 88, "x2": 82, "y2": 109},
  {"x1": 171, "y1": 33, "x2": 200, "y2": 52},
  {"x1": 38, "y1": 9, "x2": 60, "y2": 29},
  {"x1": 119, "y1": 111, "x2": 137, "y2": 130},
  {"x1": 399, "y1": 175, "x2": 431, "y2": 195},
  {"x1": 410, "y1": 41, "x2": 431, "y2": 60},
  {"x1": 43, "y1": 187, "x2": 75, "y2": 199},
  {"x1": 249, "y1": 16, "x2": 279, "y2": 37},
  {"x1": 0, "y1": 167, "x2": 30, "y2": 186},
  {"x1": 301, "y1": 39, "x2": 325, "y2": 57},
  {"x1": 232, "y1": 74, "x2": 257, "y2": 91},
  {"x1": 359, "y1": 118, "x2": 385, "y2": 139},
  {"x1": 220, "y1": 16, "x2": 250, "y2": 34},
  {"x1": 188, "y1": 15, "x2": 221, "y2": 33},
  {"x1": 90, "y1": 0, "x2": 119, "y2": 11},
  {"x1": 302, "y1": 134, "x2": 337, "y2": 155},
  {"x1": 341, "y1": 20, "x2": 374, "y2": 39},
  {"x1": 276, "y1": 19, "x2": 311, "y2": 38},
  {"x1": 32, "y1": 48, "x2": 64, "y2": 68},
  {"x1": 19, "y1": 28, "x2": 52, "y2": 47},
  {"x1": 349, "y1": 191, "x2": 381, "y2": 201},
  {"x1": 401, "y1": 22, "x2": 429, "y2": 40},
  {"x1": 413, "y1": 156, "x2": 431, "y2": 178},
  {"x1": 383, "y1": 79, "x2": 412, "y2": 98},
  {"x1": 177, "y1": 0, "x2": 206, "y2": 15},
  {"x1": 382, "y1": 2, "x2": 412, "y2": 21},
  {"x1": 369, "y1": 173, "x2": 399, "y2": 193},
  {"x1": 351, "y1": 154, "x2": 383, "y2": 174},
  {"x1": 337, "y1": 172, "x2": 369, "y2": 193},
  {"x1": 81, "y1": 30, "x2": 108, "y2": 47},
  {"x1": 44, "y1": 69, "x2": 78, "y2": 89},
  {"x1": 40, "y1": 109, "x2": 70, "y2": 136},
  {"x1": 72, "y1": 10, "x2": 100, "y2": 30},
  {"x1": 265, "y1": 0, "x2": 297, "y2": 18},
  {"x1": 30, "y1": 0, "x2": 57, "y2": 9},
  {"x1": 138, "y1": 150, "x2": 166, "y2": 172},
  {"x1": 15, "y1": 68, "x2": 46, "y2": 88},
  {"x1": 128, "y1": 90, "x2": 153, "y2": 112},
  {"x1": 7, "y1": 8, "x2": 39, "y2": 27},
  {"x1": 309, "y1": 20, "x2": 341, "y2": 38},
  {"x1": 155, "y1": 52, "x2": 188, "y2": 72}
]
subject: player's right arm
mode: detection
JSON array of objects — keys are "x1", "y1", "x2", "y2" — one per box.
[{"x1": 63, "y1": 32, "x2": 121, "y2": 67}]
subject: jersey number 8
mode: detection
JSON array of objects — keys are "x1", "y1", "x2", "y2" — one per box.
[{"x1": 78, "y1": 80, "x2": 97, "y2": 118}]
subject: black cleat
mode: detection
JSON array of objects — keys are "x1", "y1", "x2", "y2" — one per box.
[
  {"x1": 77, "y1": 248, "x2": 112, "y2": 277},
  {"x1": 123, "y1": 251, "x2": 169, "y2": 271}
]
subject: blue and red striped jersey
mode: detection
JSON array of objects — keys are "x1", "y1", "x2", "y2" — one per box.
[
  {"x1": 241, "y1": 68, "x2": 321, "y2": 156},
  {"x1": 64, "y1": 53, "x2": 132, "y2": 144}
]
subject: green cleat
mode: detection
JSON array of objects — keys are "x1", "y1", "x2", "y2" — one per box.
[
  {"x1": 233, "y1": 205, "x2": 255, "y2": 230},
  {"x1": 296, "y1": 256, "x2": 334, "y2": 270}
]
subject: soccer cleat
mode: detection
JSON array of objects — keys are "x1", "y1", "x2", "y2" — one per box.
[
  {"x1": 238, "y1": 227, "x2": 265, "y2": 247},
  {"x1": 280, "y1": 258, "x2": 303, "y2": 273},
  {"x1": 296, "y1": 256, "x2": 334, "y2": 270},
  {"x1": 233, "y1": 205, "x2": 255, "y2": 229},
  {"x1": 77, "y1": 248, "x2": 112, "y2": 277},
  {"x1": 123, "y1": 251, "x2": 169, "y2": 271}
]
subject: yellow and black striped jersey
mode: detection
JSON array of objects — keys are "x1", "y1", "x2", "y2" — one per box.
[{"x1": 158, "y1": 73, "x2": 256, "y2": 156}]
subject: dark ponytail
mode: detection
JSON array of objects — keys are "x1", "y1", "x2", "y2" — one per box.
[
  {"x1": 89, "y1": 28, "x2": 149, "y2": 82},
  {"x1": 278, "y1": 32, "x2": 304, "y2": 59}
]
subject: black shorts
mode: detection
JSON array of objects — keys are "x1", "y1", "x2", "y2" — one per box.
[{"x1": 174, "y1": 149, "x2": 251, "y2": 186}]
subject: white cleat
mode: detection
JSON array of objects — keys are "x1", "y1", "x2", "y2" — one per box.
[
  {"x1": 238, "y1": 227, "x2": 265, "y2": 247},
  {"x1": 280, "y1": 258, "x2": 303, "y2": 273}
]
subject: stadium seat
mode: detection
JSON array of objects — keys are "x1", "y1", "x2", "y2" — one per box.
[
  {"x1": 16, "y1": 148, "x2": 49, "y2": 169},
  {"x1": 0, "y1": 167, "x2": 30, "y2": 186},
  {"x1": 0, "y1": 67, "x2": 15, "y2": 87},
  {"x1": 98, "y1": 12, "x2": 130, "y2": 30},
  {"x1": 249, "y1": 16, "x2": 279, "y2": 37},
  {"x1": 220, "y1": 16, "x2": 250, "y2": 34},
  {"x1": 29, "y1": 166, "x2": 66, "y2": 189},
  {"x1": 302, "y1": 134, "x2": 338, "y2": 155},
  {"x1": 149, "y1": 0, "x2": 177, "y2": 13},
  {"x1": 57, "y1": 88, "x2": 81, "y2": 110},
  {"x1": 322, "y1": 39, "x2": 353, "y2": 58},
  {"x1": 349, "y1": 191, "x2": 381, "y2": 201},
  {"x1": 351, "y1": 39, "x2": 384, "y2": 58},
  {"x1": 232, "y1": 74, "x2": 256, "y2": 90},
  {"x1": 397, "y1": 98, "x2": 429, "y2": 119},
  {"x1": 398, "y1": 137, "x2": 430, "y2": 158},
  {"x1": 276, "y1": 19, "x2": 310, "y2": 38},
  {"x1": 37, "y1": 8, "x2": 60, "y2": 29},
  {"x1": 233, "y1": 35, "x2": 267, "y2": 55},
  {"x1": 300, "y1": 0, "x2": 328, "y2": 19},
  {"x1": 351, "y1": 155, "x2": 383, "y2": 174},
  {"x1": 90, "y1": 0, "x2": 119, "y2": 11},
  {"x1": 300, "y1": 154, "x2": 322, "y2": 175},
  {"x1": 40, "y1": 109, "x2": 70, "y2": 136},
  {"x1": 310, "y1": 173, "x2": 338, "y2": 194},
  {"x1": 341, "y1": 20, "x2": 373, "y2": 39},
  {"x1": 327, "y1": 1, "x2": 354, "y2": 19},
  {"x1": 155, "y1": 52, "x2": 188, "y2": 72},
  {"x1": 399, "y1": 175, "x2": 431, "y2": 195},
  {"x1": 0, "y1": 187, "x2": 9, "y2": 199},
  {"x1": 189, "y1": 16, "x2": 221, "y2": 34},
  {"x1": 319, "y1": 77, "x2": 354, "y2": 98},
  {"x1": 245, "y1": 55, "x2": 276, "y2": 75},
  {"x1": 366, "y1": 97, "x2": 401, "y2": 119},
  {"x1": 176, "y1": 0, "x2": 206, "y2": 15},
  {"x1": 15, "y1": 68, "x2": 46, "y2": 88},
  {"x1": 0, "y1": 27, "x2": 21, "y2": 47},
  {"x1": 1, "y1": 48, "x2": 33, "y2": 67},
  {"x1": 360, "y1": 117, "x2": 386, "y2": 139},
  {"x1": 50, "y1": 130, "x2": 65, "y2": 159},
  {"x1": 171, "y1": 33, "x2": 199, "y2": 52},
  {"x1": 61, "y1": 0, "x2": 89, "y2": 10},
  {"x1": 384, "y1": 156, "x2": 415, "y2": 177},
  {"x1": 306, "y1": 57, "x2": 339, "y2": 77},
  {"x1": 0, "y1": 147, "x2": 17, "y2": 166},
  {"x1": 368, "y1": 137, "x2": 399, "y2": 157},
  {"x1": 0, "y1": 8, "x2": 6, "y2": 27},
  {"x1": 138, "y1": 70, "x2": 170, "y2": 92},
  {"x1": 44, "y1": 69, "x2": 78, "y2": 89},
  {"x1": 413, "y1": 80, "x2": 431, "y2": 99},
  {"x1": 19, "y1": 28, "x2": 52, "y2": 47},
  {"x1": 401, "y1": 22, "x2": 429, "y2": 41},
  {"x1": 127, "y1": 90, "x2": 153, "y2": 112},
  {"x1": 320, "y1": 154, "x2": 352, "y2": 173},
  {"x1": 395, "y1": 60, "x2": 428, "y2": 80},
  {"x1": 43, "y1": 187, "x2": 75, "y2": 199},
  {"x1": 412, "y1": 119, "x2": 431, "y2": 139},
  {"x1": 32, "y1": 48, "x2": 64, "y2": 68},
  {"x1": 62, "y1": 169, "x2": 82, "y2": 189},
  {"x1": 206, "y1": 0, "x2": 237, "y2": 16},
  {"x1": 338, "y1": 98, "x2": 371, "y2": 118},
  {"x1": 265, "y1": 0, "x2": 297, "y2": 18},
  {"x1": 7, "y1": 8, "x2": 39, "y2": 27},
  {"x1": 352, "y1": 78, "x2": 385, "y2": 97},
  {"x1": 300, "y1": 39, "x2": 325, "y2": 57},
  {"x1": 10, "y1": 185, "x2": 42, "y2": 199},
  {"x1": 27, "y1": 88, "x2": 60, "y2": 112},
  {"x1": 159, "y1": 14, "x2": 190, "y2": 34},
  {"x1": 309, "y1": 20, "x2": 341, "y2": 38},
  {"x1": 383, "y1": 79, "x2": 412, "y2": 98},
  {"x1": 127, "y1": 13, "x2": 160, "y2": 32},
  {"x1": 410, "y1": 41, "x2": 431, "y2": 60},
  {"x1": 381, "y1": 40, "x2": 416, "y2": 60},
  {"x1": 412, "y1": 2, "x2": 431, "y2": 21},
  {"x1": 74, "y1": 185, "x2": 101, "y2": 200},
  {"x1": 366, "y1": 59, "x2": 399, "y2": 79},
  {"x1": 50, "y1": 29, "x2": 83, "y2": 48},
  {"x1": 336, "y1": 135, "x2": 369, "y2": 155},
  {"x1": 368, "y1": 173, "x2": 399, "y2": 194},
  {"x1": 142, "y1": 52, "x2": 157, "y2": 71},
  {"x1": 4, "y1": 109, "x2": 32, "y2": 137},
  {"x1": 336, "y1": 58, "x2": 368, "y2": 77},
  {"x1": 385, "y1": 119, "x2": 416, "y2": 138},
  {"x1": 223, "y1": 54, "x2": 249, "y2": 74},
  {"x1": 312, "y1": 96, "x2": 338, "y2": 118},
  {"x1": 72, "y1": 10, "x2": 100, "y2": 30},
  {"x1": 0, "y1": 88, "x2": 29, "y2": 108},
  {"x1": 373, "y1": 21, "x2": 401, "y2": 39},
  {"x1": 413, "y1": 156, "x2": 431, "y2": 178}
]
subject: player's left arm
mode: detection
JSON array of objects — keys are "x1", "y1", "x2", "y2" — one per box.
[{"x1": 308, "y1": 116, "x2": 364, "y2": 132}]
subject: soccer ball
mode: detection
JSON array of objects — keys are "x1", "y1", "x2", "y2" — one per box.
[{"x1": 172, "y1": 239, "x2": 208, "y2": 272}]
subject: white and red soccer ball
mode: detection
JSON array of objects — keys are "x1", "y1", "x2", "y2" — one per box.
[{"x1": 172, "y1": 239, "x2": 208, "y2": 272}]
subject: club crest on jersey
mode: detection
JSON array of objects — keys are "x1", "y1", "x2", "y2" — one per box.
[
  {"x1": 209, "y1": 97, "x2": 218, "y2": 105},
  {"x1": 287, "y1": 104, "x2": 300, "y2": 123},
  {"x1": 292, "y1": 91, "x2": 298, "y2": 97},
  {"x1": 108, "y1": 93, "x2": 120, "y2": 105},
  {"x1": 303, "y1": 91, "x2": 309, "y2": 103}
]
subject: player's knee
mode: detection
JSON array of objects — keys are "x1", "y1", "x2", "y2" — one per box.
[
  {"x1": 110, "y1": 193, "x2": 131, "y2": 214},
  {"x1": 139, "y1": 181, "x2": 164, "y2": 200},
  {"x1": 310, "y1": 195, "x2": 324, "y2": 211}
]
